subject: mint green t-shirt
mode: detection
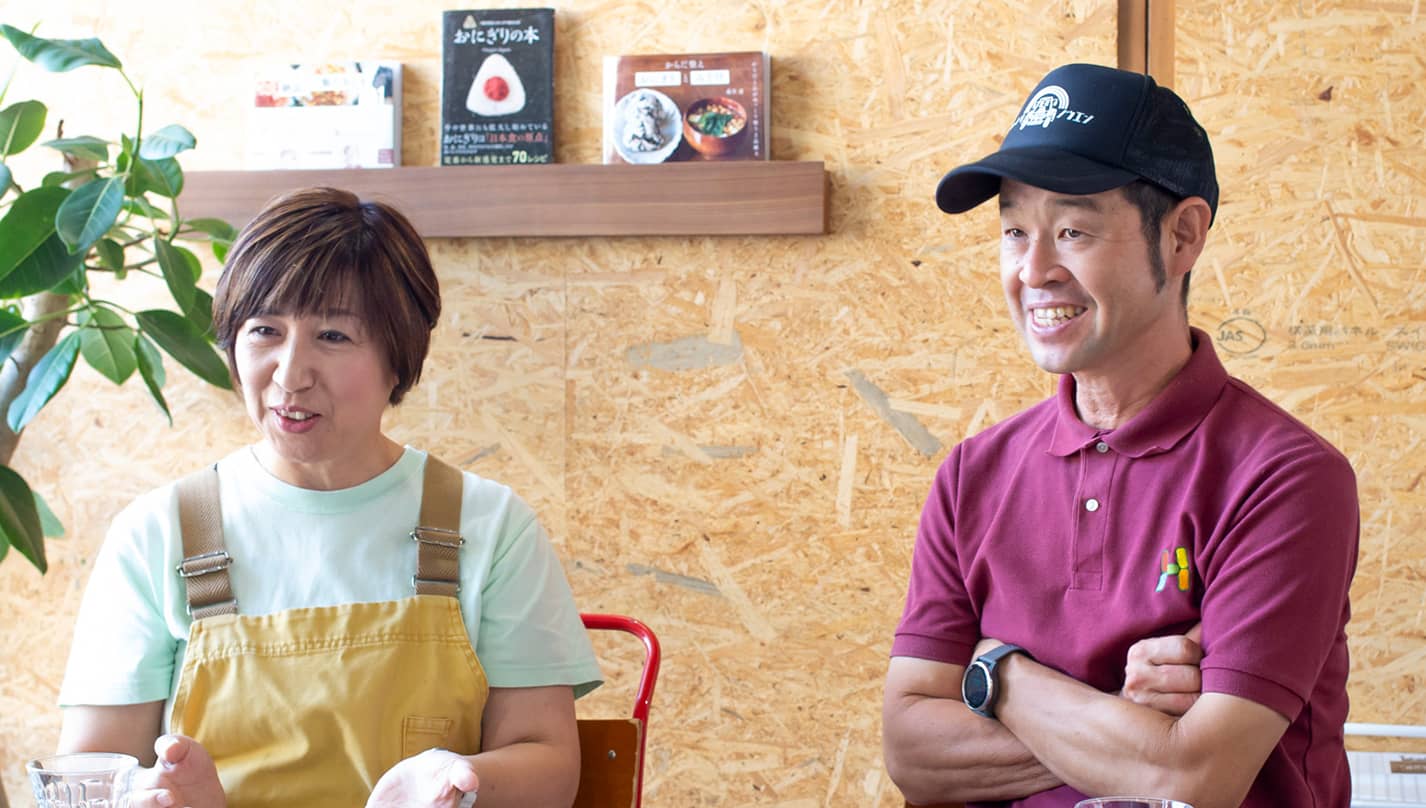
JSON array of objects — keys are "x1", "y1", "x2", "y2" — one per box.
[{"x1": 59, "y1": 446, "x2": 601, "y2": 711}]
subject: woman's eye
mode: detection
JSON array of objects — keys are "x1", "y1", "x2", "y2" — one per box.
[
  {"x1": 247, "y1": 324, "x2": 277, "y2": 337},
  {"x1": 319, "y1": 330, "x2": 350, "y2": 343}
]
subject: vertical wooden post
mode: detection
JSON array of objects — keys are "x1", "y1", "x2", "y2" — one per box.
[
  {"x1": 1117, "y1": 0, "x2": 1148, "y2": 74},
  {"x1": 1118, "y1": 0, "x2": 1175, "y2": 88}
]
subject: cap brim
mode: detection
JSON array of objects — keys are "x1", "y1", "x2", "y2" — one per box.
[{"x1": 935, "y1": 146, "x2": 1141, "y2": 213}]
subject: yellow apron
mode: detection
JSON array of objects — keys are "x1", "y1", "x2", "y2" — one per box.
[{"x1": 168, "y1": 456, "x2": 488, "y2": 808}]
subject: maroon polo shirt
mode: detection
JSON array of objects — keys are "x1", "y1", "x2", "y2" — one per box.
[{"x1": 893, "y1": 328, "x2": 1358, "y2": 807}]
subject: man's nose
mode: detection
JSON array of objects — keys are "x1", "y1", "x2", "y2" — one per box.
[{"x1": 1018, "y1": 235, "x2": 1066, "y2": 288}]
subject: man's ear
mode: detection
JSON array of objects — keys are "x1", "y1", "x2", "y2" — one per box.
[{"x1": 1164, "y1": 196, "x2": 1212, "y2": 278}]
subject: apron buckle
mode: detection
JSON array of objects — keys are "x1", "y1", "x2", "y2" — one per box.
[
  {"x1": 412, "y1": 575, "x2": 461, "y2": 595},
  {"x1": 176, "y1": 550, "x2": 234, "y2": 578},
  {"x1": 411, "y1": 527, "x2": 464, "y2": 548}
]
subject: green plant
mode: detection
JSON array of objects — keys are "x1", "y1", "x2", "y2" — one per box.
[{"x1": 0, "y1": 24, "x2": 234, "y2": 573}]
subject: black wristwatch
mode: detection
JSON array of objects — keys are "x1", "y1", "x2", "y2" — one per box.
[{"x1": 962, "y1": 643, "x2": 1032, "y2": 719}]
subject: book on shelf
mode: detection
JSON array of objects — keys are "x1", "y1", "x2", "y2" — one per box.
[
  {"x1": 602, "y1": 51, "x2": 770, "y2": 165},
  {"x1": 247, "y1": 61, "x2": 402, "y2": 170},
  {"x1": 440, "y1": 8, "x2": 555, "y2": 166}
]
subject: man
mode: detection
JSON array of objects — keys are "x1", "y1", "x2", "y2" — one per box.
[{"x1": 882, "y1": 63, "x2": 1359, "y2": 808}]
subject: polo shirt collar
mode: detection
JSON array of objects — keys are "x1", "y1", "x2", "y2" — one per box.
[{"x1": 1047, "y1": 327, "x2": 1228, "y2": 458}]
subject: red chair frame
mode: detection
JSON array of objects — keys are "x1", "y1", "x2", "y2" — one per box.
[{"x1": 581, "y1": 613, "x2": 661, "y2": 808}]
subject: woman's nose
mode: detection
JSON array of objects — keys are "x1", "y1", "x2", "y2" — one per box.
[{"x1": 272, "y1": 340, "x2": 315, "y2": 391}]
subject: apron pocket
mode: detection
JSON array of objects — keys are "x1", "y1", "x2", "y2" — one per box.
[{"x1": 402, "y1": 715, "x2": 456, "y2": 759}]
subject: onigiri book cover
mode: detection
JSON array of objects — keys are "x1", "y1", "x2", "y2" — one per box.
[{"x1": 440, "y1": 8, "x2": 554, "y2": 165}]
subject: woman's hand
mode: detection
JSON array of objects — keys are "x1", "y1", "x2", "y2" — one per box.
[
  {"x1": 365, "y1": 748, "x2": 480, "y2": 808},
  {"x1": 127, "y1": 734, "x2": 227, "y2": 808},
  {"x1": 1121, "y1": 622, "x2": 1204, "y2": 716}
]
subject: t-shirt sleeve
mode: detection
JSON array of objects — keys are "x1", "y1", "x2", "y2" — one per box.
[
  {"x1": 58, "y1": 490, "x2": 184, "y2": 706},
  {"x1": 1197, "y1": 440, "x2": 1359, "y2": 721},
  {"x1": 471, "y1": 498, "x2": 603, "y2": 698},
  {"x1": 891, "y1": 447, "x2": 980, "y2": 666}
]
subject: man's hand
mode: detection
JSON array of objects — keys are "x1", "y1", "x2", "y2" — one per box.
[
  {"x1": 1121, "y1": 623, "x2": 1204, "y2": 716},
  {"x1": 365, "y1": 748, "x2": 480, "y2": 808},
  {"x1": 127, "y1": 734, "x2": 227, "y2": 808}
]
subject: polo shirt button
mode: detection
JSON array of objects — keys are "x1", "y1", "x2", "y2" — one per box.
[
  {"x1": 1095, "y1": 441, "x2": 1110, "y2": 453},
  {"x1": 1085, "y1": 498, "x2": 1101, "y2": 512}
]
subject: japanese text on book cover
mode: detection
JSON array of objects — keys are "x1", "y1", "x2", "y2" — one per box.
[
  {"x1": 441, "y1": 8, "x2": 555, "y2": 165},
  {"x1": 602, "y1": 51, "x2": 769, "y2": 164}
]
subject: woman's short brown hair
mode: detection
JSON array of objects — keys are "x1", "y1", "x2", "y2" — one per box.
[{"x1": 212, "y1": 187, "x2": 440, "y2": 405}]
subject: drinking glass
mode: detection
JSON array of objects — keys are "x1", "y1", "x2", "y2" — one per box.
[
  {"x1": 26, "y1": 752, "x2": 137, "y2": 808},
  {"x1": 1075, "y1": 799, "x2": 1194, "y2": 808}
]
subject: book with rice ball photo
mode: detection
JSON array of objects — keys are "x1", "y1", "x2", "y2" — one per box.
[
  {"x1": 601, "y1": 51, "x2": 770, "y2": 165},
  {"x1": 440, "y1": 8, "x2": 555, "y2": 165}
]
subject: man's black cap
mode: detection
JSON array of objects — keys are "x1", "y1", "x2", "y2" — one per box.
[{"x1": 935, "y1": 63, "x2": 1218, "y2": 223}]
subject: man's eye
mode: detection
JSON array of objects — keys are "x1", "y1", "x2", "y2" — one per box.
[
  {"x1": 1003, "y1": 228, "x2": 1026, "y2": 239},
  {"x1": 1061, "y1": 228, "x2": 1084, "y2": 239}
]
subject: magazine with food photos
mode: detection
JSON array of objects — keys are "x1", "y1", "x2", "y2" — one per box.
[
  {"x1": 247, "y1": 61, "x2": 402, "y2": 170},
  {"x1": 601, "y1": 51, "x2": 769, "y2": 164},
  {"x1": 440, "y1": 8, "x2": 555, "y2": 165}
]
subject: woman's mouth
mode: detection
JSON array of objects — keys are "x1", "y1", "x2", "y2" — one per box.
[{"x1": 272, "y1": 406, "x2": 320, "y2": 432}]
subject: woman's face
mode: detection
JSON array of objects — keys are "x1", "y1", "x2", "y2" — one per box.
[{"x1": 234, "y1": 309, "x2": 400, "y2": 489}]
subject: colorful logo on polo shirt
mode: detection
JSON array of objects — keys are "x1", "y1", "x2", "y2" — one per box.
[{"x1": 1156, "y1": 547, "x2": 1191, "y2": 592}]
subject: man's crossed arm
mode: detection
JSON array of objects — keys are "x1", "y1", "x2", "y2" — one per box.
[{"x1": 883, "y1": 625, "x2": 1288, "y2": 808}]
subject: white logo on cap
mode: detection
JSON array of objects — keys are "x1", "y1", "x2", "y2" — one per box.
[{"x1": 1013, "y1": 85, "x2": 1096, "y2": 130}]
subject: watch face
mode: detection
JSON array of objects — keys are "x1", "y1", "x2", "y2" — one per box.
[{"x1": 962, "y1": 662, "x2": 990, "y2": 709}]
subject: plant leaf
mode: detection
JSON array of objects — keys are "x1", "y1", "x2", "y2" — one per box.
[
  {"x1": 6, "y1": 329, "x2": 80, "y2": 433},
  {"x1": 0, "y1": 100, "x2": 46, "y2": 156},
  {"x1": 0, "y1": 185, "x2": 67, "y2": 282},
  {"x1": 133, "y1": 156, "x2": 182, "y2": 198},
  {"x1": 135, "y1": 309, "x2": 230, "y2": 389},
  {"x1": 137, "y1": 124, "x2": 194, "y2": 159},
  {"x1": 96, "y1": 237, "x2": 124, "y2": 270},
  {"x1": 43, "y1": 135, "x2": 111, "y2": 162},
  {"x1": 53, "y1": 261, "x2": 88, "y2": 296},
  {"x1": 42, "y1": 168, "x2": 99, "y2": 187},
  {"x1": 0, "y1": 464, "x2": 45, "y2": 572},
  {"x1": 153, "y1": 237, "x2": 195, "y2": 311},
  {"x1": 188, "y1": 287, "x2": 214, "y2": 338},
  {"x1": 133, "y1": 332, "x2": 171, "y2": 427},
  {"x1": 184, "y1": 217, "x2": 237, "y2": 241},
  {"x1": 78, "y1": 306, "x2": 137, "y2": 384},
  {"x1": 0, "y1": 307, "x2": 30, "y2": 365},
  {"x1": 0, "y1": 162, "x2": 11, "y2": 197},
  {"x1": 0, "y1": 25, "x2": 122, "y2": 72},
  {"x1": 154, "y1": 240, "x2": 212, "y2": 335},
  {"x1": 122, "y1": 195, "x2": 168, "y2": 221},
  {"x1": 134, "y1": 332, "x2": 171, "y2": 425},
  {"x1": 56, "y1": 176, "x2": 124, "y2": 254},
  {"x1": 213, "y1": 240, "x2": 230, "y2": 263},
  {"x1": 34, "y1": 487, "x2": 64, "y2": 537},
  {"x1": 0, "y1": 231, "x2": 84, "y2": 297}
]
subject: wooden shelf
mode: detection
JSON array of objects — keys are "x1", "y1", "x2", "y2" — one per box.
[{"x1": 181, "y1": 162, "x2": 827, "y2": 238}]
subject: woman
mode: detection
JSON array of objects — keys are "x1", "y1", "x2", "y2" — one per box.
[{"x1": 55, "y1": 187, "x2": 601, "y2": 807}]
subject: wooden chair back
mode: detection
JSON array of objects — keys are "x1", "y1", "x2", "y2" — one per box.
[{"x1": 572, "y1": 613, "x2": 661, "y2": 808}]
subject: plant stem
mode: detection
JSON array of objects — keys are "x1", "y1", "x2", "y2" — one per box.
[{"x1": 0, "y1": 291, "x2": 69, "y2": 465}]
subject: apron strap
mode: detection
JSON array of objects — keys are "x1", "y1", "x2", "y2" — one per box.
[
  {"x1": 413, "y1": 455, "x2": 464, "y2": 598},
  {"x1": 175, "y1": 464, "x2": 239, "y2": 619}
]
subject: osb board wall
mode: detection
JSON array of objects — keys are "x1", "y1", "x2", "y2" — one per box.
[
  {"x1": 1174, "y1": 0, "x2": 1426, "y2": 742},
  {"x1": 1, "y1": 0, "x2": 1421, "y2": 805}
]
